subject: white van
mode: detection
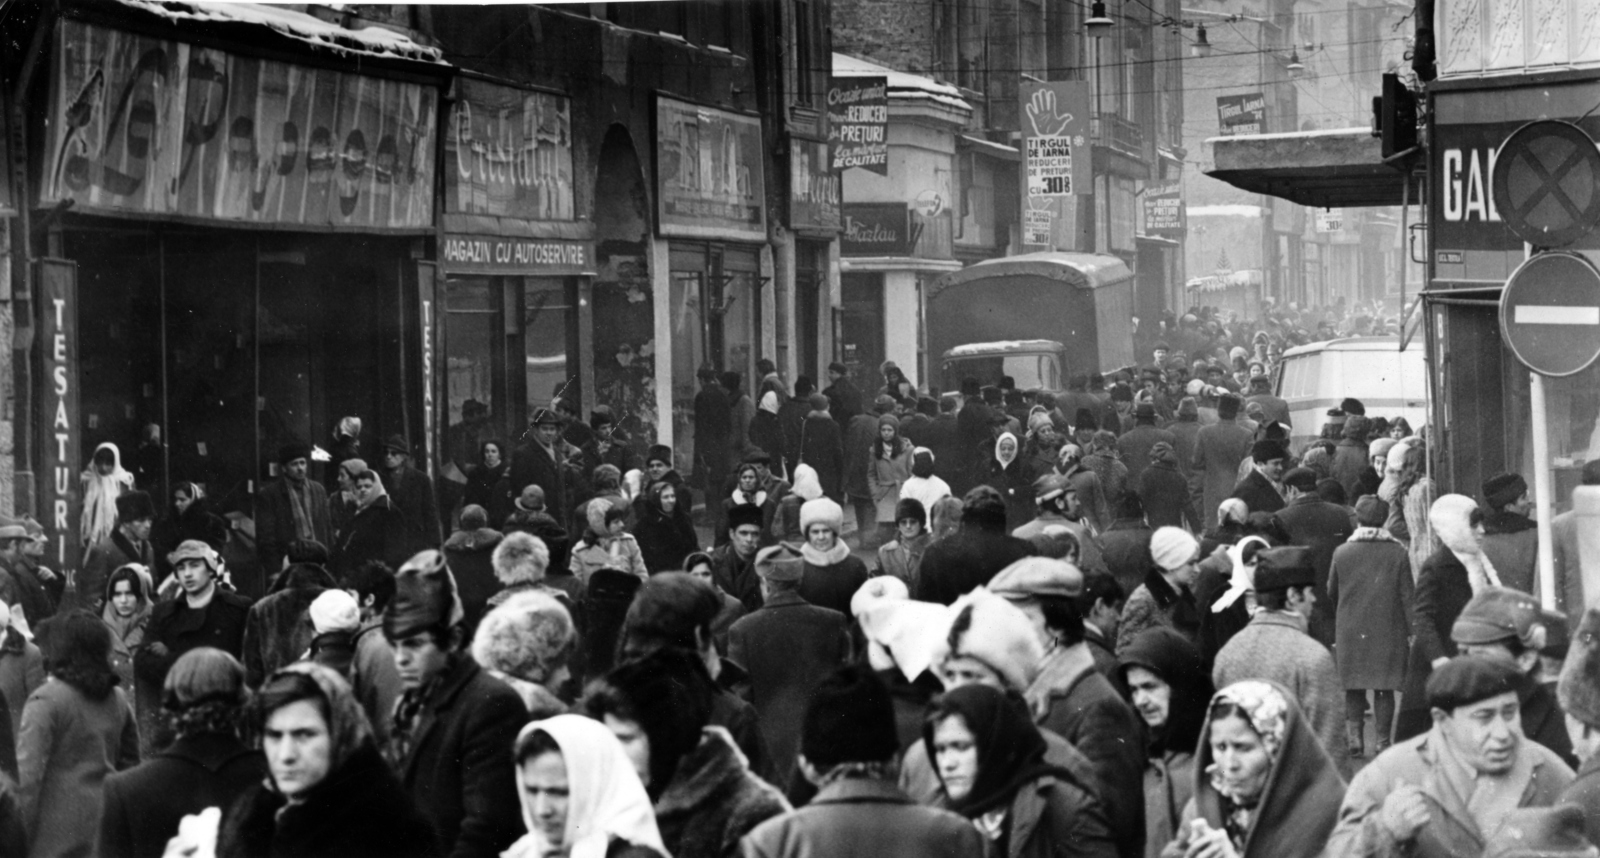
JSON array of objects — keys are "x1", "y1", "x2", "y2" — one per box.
[{"x1": 1274, "y1": 336, "x2": 1428, "y2": 450}]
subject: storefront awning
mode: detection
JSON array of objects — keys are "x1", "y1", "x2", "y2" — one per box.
[
  {"x1": 90, "y1": 0, "x2": 447, "y2": 66},
  {"x1": 1204, "y1": 127, "x2": 1417, "y2": 208}
]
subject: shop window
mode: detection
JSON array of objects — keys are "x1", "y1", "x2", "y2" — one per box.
[
  {"x1": 524, "y1": 278, "x2": 576, "y2": 413},
  {"x1": 1507, "y1": 356, "x2": 1600, "y2": 515},
  {"x1": 444, "y1": 278, "x2": 503, "y2": 465},
  {"x1": 841, "y1": 273, "x2": 887, "y2": 396}
]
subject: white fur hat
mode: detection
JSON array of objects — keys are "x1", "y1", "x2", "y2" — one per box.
[
  {"x1": 309, "y1": 589, "x2": 361, "y2": 635},
  {"x1": 799, "y1": 497, "x2": 844, "y2": 535}
]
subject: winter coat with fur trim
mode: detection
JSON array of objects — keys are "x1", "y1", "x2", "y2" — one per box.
[{"x1": 654, "y1": 726, "x2": 789, "y2": 858}]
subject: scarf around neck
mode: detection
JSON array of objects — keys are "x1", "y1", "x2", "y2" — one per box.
[{"x1": 801, "y1": 540, "x2": 851, "y2": 566}]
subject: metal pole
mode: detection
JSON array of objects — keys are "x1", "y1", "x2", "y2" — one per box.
[{"x1": 1530, "y1": 371, "x2": 1557, "y2": 610}]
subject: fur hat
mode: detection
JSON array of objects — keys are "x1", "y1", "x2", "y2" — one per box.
[
  {"x1": 1559, "y1": 607, "x2": 1600, "y2": 729},
  {"x1": 799, "y1": 497, "x2": 844, "y2": 535},
  {"x1": 278, "y1": 441, "x2": 312, "y2": 466},
  {"x1": 726, "y1": 503, "x2": 765, "y2": 532},
  {"x1": 755, "y1": 543, "x2": 805, "y2": 582},
  {"x1": 1282, "y1": 467, "x2": 1318, "y2": 492},
  {"x1": 385, "y1": 550, "x2": 465, "y2": 640},
  {"x1": 894, "y1": 497, "x2": 926, "y2": 526},
  {"x1": 1484, "y1": 473, "x2": 1528, "y2": 510},
  {"x1": 1177, "y1": 397, "x2": 1199, "y2": 418},
  {"x1": 1340, "y1": 397, "x2": 1366, "y2": 417},
  {"x1": 1073, "y1": 409, "x2": 1098, "y2": 431},
  {"x1": 1369, "y1": 437, "x2": 1399, "y2": 463},
  {"x1": 116, "y1": 490, "x2": 156, "y2": 523},
  {"x1": 1251, "y1": 440, "x2": 1287, "y2": 463},
  {"x1": 801, "y1": 665, "x2": 900, "y2": 768},
  {"x1": 645, "y1": 445, "x2": 673, "y2": 467},
  {"x1": 1342, "y1": 415, "x2": 1370, "y2": 440},
  {"x1": 938, "y1": 588, "x2": 1045, "y2": 692},
  {"x1": 1253, "y1": 547, "x2": 1315, "y2": 592},
  {"x1": 471, "y1": 591, "x2": 574, "y2": 684},
  {"x1": 1149, "y1": 527, "x2": 1200, "y2": 572}
]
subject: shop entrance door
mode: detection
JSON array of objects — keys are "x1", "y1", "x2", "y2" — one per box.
[{"x1": 841, "y1": 272, "x2": 886, "y2": 398}]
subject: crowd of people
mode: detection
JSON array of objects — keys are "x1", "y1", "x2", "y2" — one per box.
[{"x1": 5, "y1": 297, "x2": 1600, "y2": 857}]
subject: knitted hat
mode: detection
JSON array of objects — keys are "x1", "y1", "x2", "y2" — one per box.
[
  {"x1": 385, "y1": 550, "x2": 465, "y2": 640},
  {"x1": 1354, "y1": 495, "x2": 1389, "y2": 527},
  {"x1": 1149, "y1": 527, "x2": 1199, "y2": 572},
  {"x1": 116, "y1": 490, "x2": 155, "y2": 523},
  {"x1": 161, "y1": 647, "x2": 247, "y2": 712},
  {"x1": 278, "y1": 441, "x2": 312, "y2": 465},
  {"x1": 799, "y1": 497, "x2": 844, "y2": 535},
  {"x1": 755, "y1": 543, "x2": 804, "y2": 582},
  {"x1": 1559, "y1": 607, "x2": 1600, "y2": 728},
  {"x1": 1251, "y1": 439, "x2": 1287, "y2": 463},
  {"x1": 1482, "y1": 805, "x2": 1599, "y2": 858},
  {"x1": 939, "y1": 588, "x2": 1045, "y2": 691},
  {"x1": 894, "y1": 497, "x2": 926, "y2": 526},
  {"x1": 801, "y1": 665, "x2": 901, "y2": 768},
  {"x1": 1452, "y1": 587, "x2": 1545, "y2": 649},
  {"x1": 309, "y1": 589, "x2": 361, "y2": 635},
  {"x1": 989, "y1": 556, "x2": 1083, "y2": 601},
  {"x1": 1484, "y1": 473, "x2": 1528, "y2": 510},
  {"x1": 1426, "y1": 655, "x2": 1521, "y2": 712},
  {"x1": 1252, "y1": 547, "x2": 1315, "y2": 592},
  {"x1": 726, "y1": 503, "x2": 764, "y2": 532}
]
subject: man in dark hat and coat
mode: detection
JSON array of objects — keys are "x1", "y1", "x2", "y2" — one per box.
[
  {"x1": 822, "y1": 361, "x2": 862, "y2": 426},
  {"x1": 1117, "y1": 402, "x2": 1175, "y2": 486},
  {"x1": 382, "y1": 435, "x2": 442, "y2": 550},
  {"x1": 384, "y1": 549, "x2": 527, "y2": 858},
  {"x1": 510, "y1": 407, "x2": 568, "y2": 523},
  {"x1": 1273, "y1": 466, "x2": 1356, "y2": 647},
  {"x1": 1480, "y1": 472, "x2": 1540, "y2": 594},
  {"x1": 713, "y1": 503, "x2": 767, "y2": 612},
  {"x1": 255, "y1": 442, "x2": 332, "y2": 596},
  {"x1": 81, "y1": 490, "x2": 157, "y2": 612},
  {"x1": 1230, "y1": 439, "x2": 1288, "y2": 515},
  {"x1": 1244, "y1": 374, "x2": 1290, "y2": 428}
]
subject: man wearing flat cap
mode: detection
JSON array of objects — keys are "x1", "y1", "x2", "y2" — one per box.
[
  {"x1": 1480, "y1": 471, "x2": 1539, "y2": 595},
  {"x1": 1452, "y1": 587, "x2": 1577, "y2": 767},
  {"x1": 510, "y1": 407, "x2": 568, "y2": 527},
  {"x1": 1229, "y1": 439, "x2": 1287, "y2": 515},
  {"x1": 1328, "y1": 656, "x2": 1574, "y2": 858},
  {"x1": 382, "y1": 434, "x2": 443, "y2": 551},
  {"x1": 1212, "y1": 546, "x2": 1347, "y2": 768},
  {"x1": 728, "y1": 543, "x2": 851, "y2": 793},
  {"x1": 1015, "y1": 473, "x2": 1104, "y2": 573},
  {"x1": 255, "y1": 440, "x2": 332, "y2": 595},
  {"x1": 1273, "y1": 465, "x2": 1356, "y2": 647},
  {"x1": 138, "y1": 540, "x2": 254, "y2": 693}
]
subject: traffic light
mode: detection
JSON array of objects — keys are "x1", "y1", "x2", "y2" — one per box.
[{"x1": 1371, "y1": 73, "x2": 1418, "y2": 160}]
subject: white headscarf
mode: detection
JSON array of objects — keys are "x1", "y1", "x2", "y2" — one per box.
[
  {"x1": 505, "y1": 715, "x2": 666, "y2": 858},
  {"x1": 1430, "y1": 493, "x2": 1501, "y2": 593},
  {"x1": 1213, "y1": 536, "x2": 1269, "y2": 613},
  {"x1": 994, "y1": 432, "x2": 1019, "y2": 469},
  {"x1": 80, "y1": 442, "x2": 133, "y2": 548},
  {"x1": 791, "y1": 464, "x2": 824, "y2": 502},
  {"x1": 759, "y1": 390, "x2": 781, "y2": 415}
]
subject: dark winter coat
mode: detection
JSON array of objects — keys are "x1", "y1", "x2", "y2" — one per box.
[
  {"x1": 741, "y1": 777, "x2": 983, "y2": 858},
  {"x1": 1559, "y1": 754, "x2": 1600, "y2": 848},
  {"x1": 462, "y1": 464, "x2": 512, "y2": 532},
  {"x1": 241, "y1": 580, "x2": 330, "y2": 688},
  {"x1": 843, "y1": 413, "x2": 881, "y2": 502},
  {"x1": 1481, "y1": 510, "x2": 1540, "y2": 595},
  {"x1": 655, "y1": 727, "x2": 790, "y2": 858},
  {"x1": 917, "y1": 526, "x2": 1034, "y2": 605},
  {"x1": 1118, "y1": 423, "x2": 1176, "y2": 486},
  {"x1": 334, "y1": 496, "x2": 414, "y2": 576},
  {"x1": 255, "y1": 478, "x2": 334, "y2": 582},
  {"x1": 1327, "y1": 530, "x2": 1413, "y2": 689},
  {"x1": 695, "y1": 385, "x2": 733, "y2": 480},
  {"x1": 727, "y1": 590, "x2": 851, "y2": 791},
  {"x1": 798, "y1": 555, "x2": 871, "y2": 618},
  {"x1": 219, "y1": 744, "x2": 439, "y2": 858},
  {"x1": 1519, "y1": 673, "x2": 1578, "y2": 768},
  {"x1": 748, "y1": 411, "x2": 788, "y2": 481},
  {"x1": 1331, "y1": 438, "x2": 1370, "y2": 502},
  {"x1": 1229, "y1": 469, "x2": 1285, "y2": 516},
  {"x1": 1192, "y1": 421, "x2": 1254, "y2": 529},
  {"x1": 98, "y1": 732, "x2": 267, "y2": 858},
  {"x1": 138, "y1": 589, "x2": 255, "y2": 685},
  {"x1": 823, "y1": 378, "x2": 863, "y2": 426},
  {"x1": 444, "y1": 527, "x2": 504, "y2": 629},
  {"x1": 18, "y1": 680, "x2": 140, "y2": 858},
  {"x1": 1273, "y1": 494, "x2": 1356, "y2": 646},
  {"x1": 1398, "y1": 546, "x2": 1475, "y2": 739},
  {"x1": 509, "y1": 441, "x2": 567, "y2": 523},
  {"x1": 982, "y1": 456, "x2": 1038, "y2": 533},
  {"x1": 1100, "y1": 518, "x2": 1155, "y2": 599},
  {"x1": 385, "y1": 464, "x2": 443, "y2": 549},
  {"x1": 397, "y1": 654, "x2": 528, "y2": 858},
  {"x1": 1138, "y1": 460, "x2": 1198, "y2": 531},
  {"x1": 1084, "y1": 451, "x2": 1131, "y2": 517},
  {"x1": 634, "y1": 498, "x2": 701, "y2": 575},
  {"x1": 777, "y1": 397, "x2": 811, "y2": 479},
  {"x1": 952, "y1": 401, "x2": 994, "y2": 494},
  {"x1": 798, "y1": 413, "x2": 846, "y2": 500},
  {"x1": 712, "y1": 543, "x2": 764, "y2": 613}
]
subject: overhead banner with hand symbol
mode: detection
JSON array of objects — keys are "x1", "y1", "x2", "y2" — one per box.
[{"x1": 1019, "y1": 81, "x2": 1090, "y2": 248}]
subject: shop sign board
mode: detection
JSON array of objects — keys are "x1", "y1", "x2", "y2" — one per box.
[
  {"x1": 789, "y1": 138, "x2": 841, "y2": 232},
  {"x1": 1143, "y1": 185, "x2": 1185, "y2": 236},
  {"x1": 43, "y1": 20, "x2": 438, "y2": 229},
  {"x1": 655, "y1": 96, "x2": 767, "y2": 241},
  {"x1": 440, "y1": 234, "x2": 595, "y2": 275},
  {"x1": 445, "y1": 78, "x2": 575, "y2": 222},
  {"x1": 840, "y1": 203, "x2": 910, "y2": 256},
  {"x1": 827, "y1": 76, "x2": 889, "y2": 174},
  {"x1": 1019, "y1": 81, "x2": 1090, "y2": 250},
  {"x1": 37, "y1": 259, "x2": 81, "y2": 576},
  {"x1": 1217, "y1": 93, "x2": 1266, "y2": 136},
  {"x1": 1500, "y1": 251, "x2": 1600, "y2": 377},
  {"x1": 1314, "y1": 210, "x2": 1343, "y2": 233},
  {"x1": 418, "y1": 261, "x2": 438, "y2": 478}
]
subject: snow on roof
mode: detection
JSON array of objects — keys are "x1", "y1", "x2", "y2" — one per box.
[
  {"x1": 832, "y1": 52, "x2": 971, "y2": 112},
  {"x1": 1188, "y1": 204, "x2": 1265, "y2": 218},
  {"x1": 109, "y1": 0, "x2": 446, "y2": 64},
  {"x1": 1204, "y1": 127, "x2": 1371, "y2": 144}
]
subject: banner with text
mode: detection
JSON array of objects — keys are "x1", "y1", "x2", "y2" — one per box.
[
  {"x1": 45, "y1": 20, "x2": 438, "y2": 229},
  {"x1": 445, "y1": 78, "x2": 574, "y2": 221},
  {"x1": 655, "y1": 96, "x2": 767, "y2": 241},
  {"x1": 840, "y1": 203, "x2": 911, "y2": 256},
  {"x1": 38, "y1": 259, "x2": 80, "y2": 578},
  {"x1": 1216, "y1": 93, "x2": 1266, "y2": 136},
  {"x1": 1142, "y1": 185, "x2": 1185, "y2": 237},
  {"x1": 1019, "y1": 81, "x2": 1090, "y2": 249},
  {"x1": 440, "y1": 234, "x2": 595, "y2": 274},
  {"x1": 827, "y1": 76, "x2": 889, "y2": 175}
]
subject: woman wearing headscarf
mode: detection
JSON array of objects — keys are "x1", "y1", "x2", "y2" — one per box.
[
  {"x1": 867, "y1": 414, "x2": 915, "y2": 547},
  {"x1": 210, "y1": 663, "x2": 437, "y2": 858},
  {"x1": 1117, "y1": 628, "x2": 1214, "y2": 858},
  {"x1": 1159, "y1": 680, "x2": 1344, "y2": 858},
  {"x1": 772, "y1": 463, "x2": 822, "y2": 545},
  {"x1": 81, "y1": 442, "x2": 135, "y2": 549},
  {"x1": 461, "y1": 440, "x2": 512, "y2": 529},
  {"x1": 101, "y1": 563, "x2": 162, "y2": 758},
  {"x1": 98, "y1": 648, "x2": 266, "y2": 858},
  {"x1": 334, "y1": 468, "x2": 411, "y2": 576},
  {"x1": 633, "y1": 480, "x2": 700, "y2": 574},
  {"x1": 18, "y1": 612, "x2": 140, "y2": 858},
  {"x1": 330, "y1": 458, "x2": 366, "y2": 546},
  {"x1": 899, "y1": 448, "x2": 951, "y2": 529},
  {"x1": 748, "y1": 391, "x2": 789, "y2": 484},
  {"x1": 924, "y1": 683, "x2": 1117, "y2": 858},
  {"x1": 981, "y1": 432, "x2": 1035, "y2": 532},
  {"x1": 505, "y1": 714, "x2": 668, "y2": 858},
  {"x1": 1023, "y1": 411, "x2": 1064, "y2": 477}
]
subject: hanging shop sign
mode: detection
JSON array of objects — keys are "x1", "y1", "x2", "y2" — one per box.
[
  {"x1": 1142, "y1": 184, "x2": 1185, "y2": 236},
  {"x1": 1019, "y1": 81, "x2": 1090, "y2": 250},
  {"x1": 440, "y1": 233, "x2": 596, "y2": 275},
  {"x1": 1314, "y1": 210, "x2": 1343, "y2": 233},
  {"x1": 840, "y1": 203, "x2": 910, "y2": 256},
  {"x1": 43, "y1": 20, "x2": 437, "y2": 229},
  {"x1": 1217, "y1": 93, "x2": 1266, "y2": 136},
  {"x1": 790, "y1": 138, "x2": 842, "y2": 233},
  {"x1": 655, "y1": 95, "x2": 766, "y2": 241},
  {"x1": 37, "y1": 259, "x2": 81, "y2": 576},
  {"x1": 827, "y1": 76, "x2": 889, "y2": 175},
  {"x1": 445, "y1": 78, "x2": 574, "y2": 221}
]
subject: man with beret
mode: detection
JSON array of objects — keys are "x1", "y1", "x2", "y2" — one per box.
[
  {"x1": 1015, "y1": 473, "x2": 1104, "y2": 573},
  {"x1": 1558, "y1": 605, "x2": 1600, "y2": 844},
  {"x1": 728, "y1": 543, "x2": 852, "y2": 794},
  {"x1": 383, "y1": 550, "x2": 527, "y2": 858},
  {"x1": 1117, "y1": 401, "x2": 1176, "y2": 486},
  {"x1": 1451, "y1": 587, "x2": 1577, "y2": 767},
  {"x1": 1273, "y1": 466, "x2": 1356, "y2": 646},
  {"x1": 510, "y1": 408, "x2": 568, "y2": 529},
  {"x1": 1192, "y1": 393, "x2": 1255, "y2": 529},
  {"x1": 255, "y1": 442, "x2": 332, "y2": 596},
  {"x1": 742, "y1": 665, "x2": 983, "y2": 858},
  {"x1": 1213, "y1": 546, "x2": 1347, "y2": 767},
  {"x1": 1480, "y1": 472, "x2": 1539, "y2": 595},
  {"x1": 1328, "y1": 656, "x2": 1574, "y2": 858},
  {"x1": 382, "y1": 435, "x2": 443, "y2": 551},
  {"x1": 1230, "y1": 439, "x2": 1288, "y2": 515},
  {"x1": 80, "y1": 490, "x2": 157, "y2": 613}
]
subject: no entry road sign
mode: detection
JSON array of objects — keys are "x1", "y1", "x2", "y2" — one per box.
[
  {"x1": 1500, "y1": 251, "x2": 1600, "y2": 377},
  {"x1": 1492, "y1": 120, "x2": 1600, "y2": 249}
]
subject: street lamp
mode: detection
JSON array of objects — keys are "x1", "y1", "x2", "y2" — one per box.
[
  {"x1": 1191, "y1": 25, "x2": 1212, "y2": 58},
  {"x1": 1285, "y1": 47, "x2": 1305, "y2": 74},
  {"x1": 1086, "y1": 1, "x2": 1114, "y2": 36}
]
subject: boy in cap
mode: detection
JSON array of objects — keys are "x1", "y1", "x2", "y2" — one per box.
[
  {"x1": 1213, "y1": 546, "x2": 1347, "y2": 767},
  {"x1": 256, "y1": 442, "x2": 333, "y2": 593},
  {"x1": 1452, "y1": 587, "x2": 1577, "y2": 767},
  {"x1": 81, "y1": 491, "x2": 157, "y2": 613},
  {"x1": 137, "y1": 540, "x2": 254, "y2": 692},
  {"x1": 1328, "y1": 656, "x2": 1574, "y2": 858},
  {"x1": 383, "y1": 549, "x2": 526, "y2": 858}
]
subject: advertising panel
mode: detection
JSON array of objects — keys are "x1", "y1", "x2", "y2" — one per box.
[
  {"x1": 827, "y1": 76, "x2": 888, "y2": 175},
  {"x1": 1217, "y1": 93, "x2": 1267, "y2": 136},
  {"x1": 445, "y1": 78, "x2": 574, "y2": 221},
  {"x1": 1019, "y1": 81, "x2": 1091, "y2": 249},
  {"x1": 1143, "y1": 184, "x2": 1184, "y2": 236},
  {"x1": 655, "y1": 95, "x2": 767, "y2": 241},
  {"x1": 840, "y1": 203, "x2": 911, "y2": 256}
]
